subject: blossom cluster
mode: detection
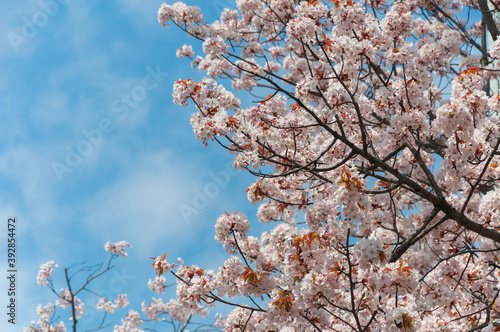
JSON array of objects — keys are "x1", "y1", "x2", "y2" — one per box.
[
  {"x1": 55, "y1": 288, "x2": 84, "y2": 319},
  {"x1": 157, "y1": 0, "x2": 500, "y2": 330},
  {"x1": 97, "y1": 294, "x2": 129, "y2": 314},
  {"x1": 113, "y1": 310, "x2": 143, "y2": 332},
  {"x1": 104, "y1": 241, "x2": 132, "y2": 257},
  {"x1": 24, "y1": 303, "x2": 66, "y2": 332},
  {"x1": 36, "y1": 260, "x2": 58, "y2": 286}
]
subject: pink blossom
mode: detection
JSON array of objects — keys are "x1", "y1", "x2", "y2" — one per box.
[
  {"x1": 104, "y1": 241, "x2": 132, "y2": 257},
  {"x1": 175, "y1": 44, "x2": 194, "y2": 59},
  {"x1": 36, "y1": 260, "x2": 57, "y2": 286}
]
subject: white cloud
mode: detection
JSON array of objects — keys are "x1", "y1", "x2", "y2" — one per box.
[
  {"x1": 0, "y1": 147, "x2": 58, "y2": 224},
  {"x1": 82, "y1": 149, "x2": 211, "y2": 256},
  {"x1": 116, "y1": 0, "x2": 164, "y2": 28}
]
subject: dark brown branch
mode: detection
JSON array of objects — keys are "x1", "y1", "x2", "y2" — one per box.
[{"x1": 478, "y1": 0, "x2": 500, "y2": 41}]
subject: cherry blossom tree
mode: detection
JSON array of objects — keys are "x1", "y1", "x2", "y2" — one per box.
[
  {"x1": 26, "y1": 242, "x2": 132, "y2": 332},
  {"x1": 29, "y1": 0, "x2": 500, "y2": 331}
]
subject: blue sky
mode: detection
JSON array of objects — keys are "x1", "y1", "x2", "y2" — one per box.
[{"x1": 0, "y1": 0, "x2": 260, "y2": 330}]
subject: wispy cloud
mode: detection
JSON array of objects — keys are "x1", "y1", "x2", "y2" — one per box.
[{"x1": 82, "y1": 149, "x2": 207, "y2": 255}]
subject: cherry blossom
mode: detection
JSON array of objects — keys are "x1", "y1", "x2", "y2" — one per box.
[
  {"x1": 36, "y1": 260, "x2": 58, "y2": 286},
  {"x1": 148, "y1": 275, "x2": 167, "y2": 294},
  {"x1": 176, "y1": 44, "x2": 194, "y2": 59},
  {"x1": 24, "y1": 303, "x2": 66, "y2": 332},
  {"x1": 113, "y1": 310, "x2": 143, "y2": 332},
  {"x1": 97, "y1": 294, "x2": 129, "y2": 314},
  {"x1": 104, "y1": 241, "x2": 132, "y2": 257},
  {"x1": 56, "y1": 288, "x2": 84, "y2": 319}
]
